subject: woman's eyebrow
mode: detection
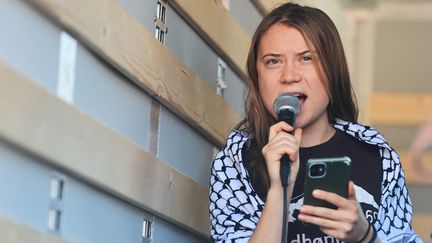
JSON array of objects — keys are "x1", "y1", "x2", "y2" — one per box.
[
  {"x1": 260, "y1": 53, "x2": 283, "y2": 60},
  {"x1": 296, "y1": 50, "x2": 312, "y2": 55}
]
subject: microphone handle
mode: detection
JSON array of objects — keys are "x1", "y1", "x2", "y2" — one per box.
[
  {"x1": 277, "y1": 109, "x2": 296, "y2": 187},
  {"x1": 280, "y1": 154, "x2": 291, "y2": 187}
]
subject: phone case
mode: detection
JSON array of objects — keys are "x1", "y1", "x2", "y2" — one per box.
[{"x1": 303, "y1": 156, "x2": 351, "y2": 209}]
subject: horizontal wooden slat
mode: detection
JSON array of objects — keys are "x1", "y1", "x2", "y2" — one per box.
[
  {"x1": 369, "y1": 92, "x2": 432, "y2": 126},
  {"x1": 28, "y1": 0, "x2": 241, "y2": 147},
  {"x1": 249, "y1": 0, "x2": 266, "y2": 16},
  {"x1": 376, "y1": 1, "x2": 432, "y2": 21},
  {"x1": 254, "y1": 0, "x2": 333, "y2": 13},
  {"x1": 168, "y1": 0, "x2": 250, "y2": 81},
  {"x1": 169, "y1": 0, "x2": 251, "y2": 80},
  {"x1": 0, "y1": 63, "x2": 210, "y2": 238},
  {"x1": 254, "y1": 0, "x2": 282, "y2": 13},
  {"x1": 0, "y1": 216, "x2": 74, "y2": 243}
]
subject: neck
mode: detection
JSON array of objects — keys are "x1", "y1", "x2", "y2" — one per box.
[{"x1": 300, "y1": 119, "x2": 335, "y2": 148}]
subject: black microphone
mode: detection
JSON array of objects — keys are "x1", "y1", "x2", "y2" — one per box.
[{"x1": 273, "y1": 93, "x2": 301, "y2": 187}]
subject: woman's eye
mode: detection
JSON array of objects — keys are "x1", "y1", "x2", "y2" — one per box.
[
  {"x1": 266, "y1": 59, "x2": 279, "y2": 65},
  {"x1": 302, "y1": 55, "x2": 312, "y2": 62}
]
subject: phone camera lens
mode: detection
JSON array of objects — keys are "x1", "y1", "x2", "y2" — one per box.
[{"x1": 310, "y1": 163, "x2": 326, "y2": 177}]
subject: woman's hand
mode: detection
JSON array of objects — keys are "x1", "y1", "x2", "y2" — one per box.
[
  {"x1": 298, "y1": 181, "x2": 371, "y2": 242},
  {"x1": 262, "y1": 121, "x2": 302, "y2": 188},
  {"x1": 410, "y1": 116, "x2": 432, "y2": 183}
]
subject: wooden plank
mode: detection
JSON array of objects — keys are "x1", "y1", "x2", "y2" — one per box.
[
  {"x1": 399, "y1": 151, "x2": 432, "y2": 185},
  {"x1": 28, "y1": 0, "x2": 241, "y2": 147},
  {"x1": 0, "y1": 216, "x2": 74, "y2": 243},
  {"x1": 254, "y1": 0, "x2": 328, "y2": 13},
  {"x1": 376, "y1": 1, "x2": 432, "y2": 22},
  {"x1": 0, "y1": 63, "x2": 210, "y2": 238},
  {"x1": 253, "y1": 0, "x2": 283, "y2": 13},
  {"x1": 369, "y1": 92, "x2": 432, "y2": 126},
  {"x1": 249, "y1": 0, "x2": 267, "y2": 16},
  {"x1": 412, "y1": 214, "x2": 432, "y2": 242},
  {"x1": 168, "y1": 0, "x2": 250, "y2": 81}
]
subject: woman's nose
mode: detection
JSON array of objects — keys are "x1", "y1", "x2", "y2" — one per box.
[{"x1": 280, "y1": 63, "x2": 301, "y2": 84}]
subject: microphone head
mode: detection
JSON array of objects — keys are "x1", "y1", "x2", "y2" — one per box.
[{"x1": 273, "y1": 93, "x2": 301, "y2": 115}]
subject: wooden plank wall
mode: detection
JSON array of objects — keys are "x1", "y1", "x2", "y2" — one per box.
[
  {"x1": 369, "y1": 92, "x2": 432, "y2": 184},
  {"x1": 253, "y1": 0, "x2": 284, "y2": 14},
  {"x1": 1, "y1": 0, "x2": 253, "y2": 239},
  {"x1": 369, "y1": 92, "x2": 432, "y2": 126},
  {"x1": 0, "y1": 216, "x2": 74, "y2": 243},
  {"x1": 0, "y1": 62, "x2": 209, "y2": 237},
  {"x1": 168, "y1": 0, "x2": 250, "y2": 81},
  {"x1": 28, "y1": 0, "x2": 241, "y2": 148}
]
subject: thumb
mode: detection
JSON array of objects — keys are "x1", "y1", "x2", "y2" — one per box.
[
  {"x1": 348, "y1": 181, "x2": 357, "y2": 200},
  {"x1": 288, "y1": 128, "x2": 302, "y2": 162},
  {"x1": 294, "y1": 128, "x2": 303, "y2": 145}
]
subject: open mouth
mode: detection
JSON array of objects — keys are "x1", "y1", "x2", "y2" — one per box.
[{"x1": 293, "y1": 93, "x2": 307, "y2": 104}]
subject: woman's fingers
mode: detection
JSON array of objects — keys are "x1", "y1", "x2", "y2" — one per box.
[
  {"x1": 299, "y1": 204, "x2": 357, "y2": 223},
  {"x1": 263, "y1": 128, "x2": 299, "y2": 159},
  {"x1": 299, "y1": 182, "x2": 371, "y2": 242},
  {"x1": 312, "y1": 190, "x2": 348, "y2": 209},
  {"x1": 298, "y1": 213, "x2": 352, "y2": 233},
  {"x1": 299, "y1": 205, "x2": 363, "y2": 242},
  {"x1": 309, "y1": 187, "x2": 357, "y2": 211},
  {"x1": 268, "y1": 121, "x2": 294, "y2": 140},
  {"x1": 263, "y1": 123, "x2": 301, "y2": 186},
  {"x1": 347, "y1": 181, "x2": 358, "y2": 201},
  {"x1": 291, "y1": 128, "x2": 302, "y2": 161}
]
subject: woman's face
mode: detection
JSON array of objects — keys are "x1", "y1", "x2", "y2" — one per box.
[{"x1": 256, "y1": 23, "x2": 330, "y2": 130}]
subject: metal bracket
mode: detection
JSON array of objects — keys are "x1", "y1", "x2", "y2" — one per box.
[
  {"x1": 155, "y1": 1, "x2": 168, "y2": 44},
  {"x1": 217, "y1": 58, "x2": 228, "y2": 97},
  {"x1": 48, "y1": 172, "x2": 66, "y2": 233}
]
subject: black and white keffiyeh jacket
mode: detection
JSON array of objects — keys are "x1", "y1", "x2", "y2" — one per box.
[{"x1": 209, "y1": 119, "x2": 422, "y2": 243}]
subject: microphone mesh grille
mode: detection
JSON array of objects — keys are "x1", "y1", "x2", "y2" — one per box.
[{"x1": 273, "y1": 93, "x2": 301, "y2": 115}]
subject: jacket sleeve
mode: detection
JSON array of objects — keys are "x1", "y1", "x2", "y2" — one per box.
[
  {"x1": 209, "y1": 132, "x2": 262, "y2": 243},
  {"x1": 375, "y1": 147, "x2": 423, "y2": 242}
]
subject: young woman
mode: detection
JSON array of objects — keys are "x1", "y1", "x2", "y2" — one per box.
[{"x1": 209, "y1": 2, "x2": 421, "y2": 243}]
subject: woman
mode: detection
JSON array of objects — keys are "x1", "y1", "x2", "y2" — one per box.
[{"x1": 209, "y1": 2, "x2": 421, "y2": 243}]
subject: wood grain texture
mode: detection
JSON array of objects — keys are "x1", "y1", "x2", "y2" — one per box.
[
  {"x1": 168, "y1": 0, "x2": 250, "y2": 81},
  {"x1": 369, "y1": 92, "x2": 432, "y2": 126},
  {"x1": 0, "y1": 216, "x2": 74, "y2": 243},
  {"x1": 0, "y1": 63, "x2": 210, "y2": 238},
  {"x1": 28, "y1": 0, "x2": 241, "y2": 147},
  {"x1": 254, "y1": 0, "x2": 284, "y2": 13}
]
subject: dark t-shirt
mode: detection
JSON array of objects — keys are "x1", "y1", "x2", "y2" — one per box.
[
  {"x1": 244, "y1": 129, "x2": 382, "y2": 242},
  {"x1": 290, "y1": 129, "x2": 382, "y2": 242}
]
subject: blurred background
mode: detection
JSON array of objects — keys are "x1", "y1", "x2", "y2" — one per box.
[{"x1": 0, "y1": 0, "x2": 430, "y2": 242}]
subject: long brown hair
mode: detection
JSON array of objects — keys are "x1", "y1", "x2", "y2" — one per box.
[{"x1": 239, "y1": 2, "x2": 358, "y2": 194}]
